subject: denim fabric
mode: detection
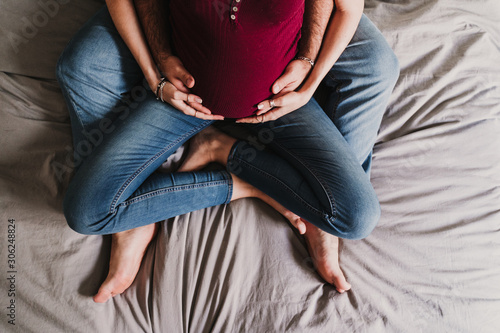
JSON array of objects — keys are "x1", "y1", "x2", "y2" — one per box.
[
  {"x1": 56, "y1": 7, "x2": 398, "y2": 238},
  {"x1": 319, "y1": 15, "x2": 400, "y2": 173}
]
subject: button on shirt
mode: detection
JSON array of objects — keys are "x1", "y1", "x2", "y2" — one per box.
[{"x1": 170, "y1": 0, "x2": 305, "y2": 118}]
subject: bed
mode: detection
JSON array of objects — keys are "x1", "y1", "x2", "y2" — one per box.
[{"x1": 1, "y1": 0, "x2": 499, "y2": 332}]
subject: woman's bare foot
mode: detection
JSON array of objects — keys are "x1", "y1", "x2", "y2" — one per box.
[
  {"x1": 302, "y1": 220, "x2": 351, "y2": 293},
  {"x1": 93, "y1": 223, "x2": 158, "y2": 303},
  {"x1": 178, "y1": 126, "x2": 236, "y2": 172}
]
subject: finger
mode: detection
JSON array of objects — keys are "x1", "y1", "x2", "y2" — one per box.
[
  {"x1": 272, "y1": 70, "x2": 295, "y2": 95},
  {"x1": 185, "y1": 94, "x2": 205, "y2": 105},
  {"x1": 279, "y1": 83, "x2": 297, "y2": 95},
  {"x1": 168, "y1": 78, "x2": 190, "y2": 93},
  {"x1": 194, "y1": 111, "x2": 224, "y2": 120},
  {"x1": 168, "y1": 73, "x2": 194, "y2": 92},
  {"x1": 186, "y1": 101, "x2": 213, "y2": 115},
  {"x1": 183, "y1": 75, "x2": 195, "y2": 89},
  {"x1": 181, "y1": 94, "x2": 213, "y2": 115},
  {"x1": 172, "y1": 100, "x2": 224, "y2": 120},
  {"x1": 235, "y1": 115, "x2": 263, "y2": 124},
  {"x1": 163, "y1": 84, "x2": 217, "y2": 117},
  {"x1": 296, "y1": 219, "x2": 307, "y2": 234},
  {"x1": 256, "y1": 96, "x2": 284, "y2": 115},
  {"x1": 169, "y1": 89, "x2": 203, "y2": 106},
  {"x1": 172, "y1": 90, "x2": 190, "y2": 102},
  {"x1": 236, "y1": 108, "x2": 282, "y2": 123},
  {"x1": 173, "y1": 64, "x2": 195, "y2": 89}
]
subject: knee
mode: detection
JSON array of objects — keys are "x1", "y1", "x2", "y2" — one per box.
[
  {"x1": 56, "y1": 44, "x2": 79, "y2": 89},
  {"x1": 322, "y1": 190, "x2": 381, "y2": 240},
  {"x1": 341, "y1": 198, "x2": 381, "y2": 240},
  {"x1": 63, "y1": 188, "x2": 107, "y2": 235},
  {"x1": 369, "y1": 37, "x2": 400, "y2": 92}
]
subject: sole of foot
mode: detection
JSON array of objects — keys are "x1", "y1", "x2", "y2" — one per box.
[
  {"x1": 93, "y1": 223, "x2": 158, "y2": 303},
  {"x1": 302, "y1": 221, "x2": 351, "y2": 293}
]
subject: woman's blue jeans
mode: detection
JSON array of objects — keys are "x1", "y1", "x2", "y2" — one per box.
[{"x1": 56, "y1": 8, "x2": 399, "y2": 239}]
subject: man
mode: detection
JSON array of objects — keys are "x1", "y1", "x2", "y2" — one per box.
[{"x1": 57, "y1": 0, "x2": 399, "y2": 303}]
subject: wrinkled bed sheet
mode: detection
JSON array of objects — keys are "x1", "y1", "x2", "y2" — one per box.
[{"x1": 1, "y1": 0, "x2": 499, "y2": 332}]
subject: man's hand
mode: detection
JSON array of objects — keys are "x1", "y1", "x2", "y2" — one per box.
[
  {"x1": 271, "y1": 59, "x2": 312, "y2": 96},
  {"x1": 236, "y1": 59, "x2": 313, "y2": 123},
  {"x1": 156, "y1": 56, "x2": 224, "y2": 120}
]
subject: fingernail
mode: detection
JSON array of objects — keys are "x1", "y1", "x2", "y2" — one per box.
[
  {"x1": 257, "y1": 104, "x2": 264, "y2": 110},
  {"x1": 196, "y1": 98, "x2": 203, "y2": 103}
]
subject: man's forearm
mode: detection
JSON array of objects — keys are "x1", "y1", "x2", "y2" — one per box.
[
  {"x1": 299, "y1": 0, "x2": 334, "y2": 61},
  {"x1": 134, "y1": 0, "x2": 172, "y2": 72},
  {"x1": 301, "y1": 0, "x2": 363, "y2": 94}
]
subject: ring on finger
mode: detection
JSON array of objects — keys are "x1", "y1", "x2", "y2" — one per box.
[
  {"x1": 194, "y1": 111, "x2": 198, "y2": 118},
  {"x1": 259, "y1": 115, "x2": 264, "y2": 123},
  {"x1": 269, "y1": 99, "x2": 276, "y2": 109}
]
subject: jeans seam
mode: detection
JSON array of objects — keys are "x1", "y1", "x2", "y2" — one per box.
[
  {"x1": 269, "y1": 139, "x2": 338, "y2": 219},
  {"x1": 57, "y1": 67, "x2": 88, "y2": 132},
  {"x1": 326, "y1": 72, "x2": 344, "y2": 121},
  {"x1": 110, "y1": 120, "x2": 213, "y2": 213},
  {"x1": 233, "y1": 157, "x2": 329, "y2": 219},
  {"x1": 118, "y1": 180, "x2": 230, "y2": 206},
  {"x1": 224, "y1": 171, "x2": 233, "y2": 204}
]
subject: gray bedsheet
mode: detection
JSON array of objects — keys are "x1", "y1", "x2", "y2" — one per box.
[{"x1": 1, "y1": 0, "x2": 499, "y2": 332}]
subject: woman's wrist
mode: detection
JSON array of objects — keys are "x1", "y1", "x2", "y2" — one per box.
[
  {"x1": 298, "y1": 78, "x2": 319, "y2": 100},
  {"x1": 143, "y1": 66, "x2": 163, "y2": 92}
]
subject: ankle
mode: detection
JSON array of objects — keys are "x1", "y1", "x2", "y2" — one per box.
[
  {"x1": 213, "y1": 136, "x2": 236, "y2": 166},
  {"x1": 230, "y1": 173, "x2": 259, "y2": 201}
]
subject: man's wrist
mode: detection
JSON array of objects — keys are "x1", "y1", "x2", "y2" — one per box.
[{"x1": 294, "y1": 56, "x2": 315, "y2": 68}]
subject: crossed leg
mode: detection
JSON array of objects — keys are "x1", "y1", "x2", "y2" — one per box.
[
  {"x1": 178, "y1": 126, "x2": 353, "y2": 292},
  {"x1": 59, "y1": 9, "x2": 398, "y2": 302}
]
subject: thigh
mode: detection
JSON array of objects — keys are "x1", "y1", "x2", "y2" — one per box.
[
  {"x1": 57, "y1": 6, "x2": 145, "y2": 145},
  {"x1": 315, "y1": 14, "x2": 399, "y2": 172},
  {"x1": 66, "y1": 96, "x2": 213, "y2": 216},
  {"x1": 240, "y1": 98, "x2": 378, "y2": 222}
]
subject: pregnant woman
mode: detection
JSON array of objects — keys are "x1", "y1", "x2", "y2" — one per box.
[{"x1": 57, "y1": 0, "x2": 398, "y2": 303}]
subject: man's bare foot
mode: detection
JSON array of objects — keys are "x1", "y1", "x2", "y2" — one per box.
[
  {"x1": 302, "y1": 221, "x2": 351, "y2": 293},
  {"x1": 176, "y1": 128, "x2": 348, "y2": 291},
  {"x1": 249, "y1": 187, "x2": 307, "y2": 234},
  {"x1": 234, "y1": 178, "x2": 349, "y2": 292},
  {"x1": 93, "y1": 223, "x2": 158, "y2": 303},
  {"x1": 178, "y1": 126, "x2": 236, "y2": 172}
]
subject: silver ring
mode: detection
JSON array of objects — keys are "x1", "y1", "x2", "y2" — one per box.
[
  {"x1": 259, "y1": 115, "x2": 264, "y2": 123},
  {"x1": 194, "y1": 111, "x2": 198, "y2": 118},
  {"x1": 269, "y1": 99, "x2": 276, "y2": 109}
]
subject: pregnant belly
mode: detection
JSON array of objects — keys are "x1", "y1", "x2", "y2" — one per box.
[{"x1": 187, "y1": 57, "x2": 286, "y2": 119}]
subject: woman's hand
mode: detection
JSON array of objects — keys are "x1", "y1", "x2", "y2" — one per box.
[
  {"x1": 236, "y1": 59, "x2": 313, "y2": 123},
  {"x1": 154, "y1": 56, "x2": 224, "y2": 120}
]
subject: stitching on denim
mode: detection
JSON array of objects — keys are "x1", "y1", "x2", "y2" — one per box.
[
  {"x1": 268, "y1": 139, "x2": 338, "y2": 219},
  {"x1": 110, "y1": 120, "x2": 213, "y2": 213},
  {"x1": 224, "y1": 171, "x2": 233, "y2": 204},
  {"x1": 234, "y1": 157, "x2": 328, "y2": 219},
  {"x1": 119, "y1": 180, "x2": 229, "y2": 206},
  {"x1": 57, "y1": 68, "x2": 88, "y2": 131}
]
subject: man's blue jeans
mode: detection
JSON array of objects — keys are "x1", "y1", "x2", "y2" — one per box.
[{"x1": 56, "y1": 8, "x2": 399, "y2": 239}]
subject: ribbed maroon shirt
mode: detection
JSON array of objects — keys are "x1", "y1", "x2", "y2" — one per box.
[{"x1": 170, "y1": 0, "x2": 304, "y2": 118}]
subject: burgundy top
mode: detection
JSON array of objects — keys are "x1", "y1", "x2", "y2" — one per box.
[{"x1": 169, "y1": 0, "x2": 304, "y2": 118}]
